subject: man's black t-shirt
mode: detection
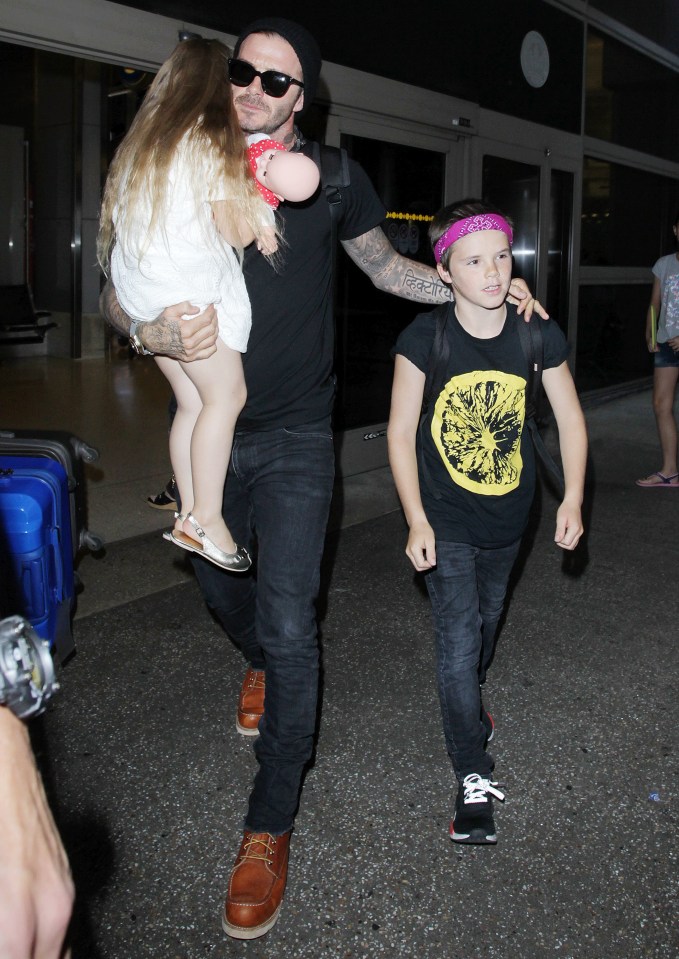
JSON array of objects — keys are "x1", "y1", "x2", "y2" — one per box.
[
  {"x1": 393, "y1": 303, "x2": 569, "y2": 547},
  {"x1": 239, "y1": 142, "x2": 386, "y2": 430}
]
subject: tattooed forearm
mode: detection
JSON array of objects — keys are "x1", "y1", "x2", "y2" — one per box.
[
  {"x1": 341, "y1": 227, "x2": 452, "y2": 304},
  {"x1": 142, "y1": 320, "x2": 185, "y2": 357},
  {"x1": 380, "y1": 257, "x2": 453, "y2": 304},
  {"x1": 99, "y1": 279, "x2": 190, "y2": 357},
  {"x1": 99, "y1": 279, "x2": 132, "y2": 338}
]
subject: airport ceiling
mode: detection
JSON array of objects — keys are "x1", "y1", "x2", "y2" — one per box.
[{"x1": 114, "y1": 0, "x2": 679, "y2": 61}]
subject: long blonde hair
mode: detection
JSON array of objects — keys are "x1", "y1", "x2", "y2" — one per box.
[{"x1": 97, "y1": 38, "x2": 269, "y2": 272}]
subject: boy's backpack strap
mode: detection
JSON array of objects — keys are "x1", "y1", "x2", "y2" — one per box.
[
  {"x1": 516, "y1": 314, "x2": 565, "y2": 498},
  {"x1": 423, "y1": 304, "x2": 452, "y2": 414},
  {"x1": 418, "y1": 304, "x2": 453, "y2": 501},
  {"x1": 516, "y1": 313, "x2": 542, "y2": 421},
  {"x1": 523, "y1": 415, "x2": 565, "y2": 499}
]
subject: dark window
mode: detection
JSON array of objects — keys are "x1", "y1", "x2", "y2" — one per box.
[
  {"x1": 575, "y1": 284, "x2": 653, "y2": 391},
  {"x1": 581, "y1": 159, "x2": 679, "y2": 268},
  {"x1": 585, "y1": 27, "x2": 679, "y2": 162}
]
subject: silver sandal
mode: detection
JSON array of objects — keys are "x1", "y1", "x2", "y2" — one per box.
[
  {"x1": 162, "y1": 511, "x2": 185, "y2": 543},
  {"x1": 167, "y1": 512, "x2": 251, "y2": 572}
]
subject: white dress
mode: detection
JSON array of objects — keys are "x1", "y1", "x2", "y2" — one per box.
[{"x1": 111, "y1": 143, "x2": 252, "y2": 353}]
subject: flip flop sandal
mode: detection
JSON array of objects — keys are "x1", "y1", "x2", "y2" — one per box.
[
  {"x1": 635, "y1": 471, "x2": 679, "y2": 488},
  {"x1": 166, "y1": 512, "x2": 251, "y2": 572}
]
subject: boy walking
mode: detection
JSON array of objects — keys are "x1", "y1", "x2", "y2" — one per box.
[{"x1": 387, "y1": 199, "x2": 587, "y2": 844}]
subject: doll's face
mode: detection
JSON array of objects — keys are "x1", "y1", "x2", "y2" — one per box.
[
  {"x1": 232, "y1": 34, "x2": 304, "y2": 139},
  {"x1": 255, "y1": 149, "x2": 320, "y2": 202}
]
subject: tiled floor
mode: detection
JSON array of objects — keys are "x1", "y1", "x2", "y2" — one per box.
[
  {"x1": 2, "y1": 341, "x2": 176, "y2": 539},
  {"x1": 2, "y1": 343, "x2": 402, "y2": 539}
]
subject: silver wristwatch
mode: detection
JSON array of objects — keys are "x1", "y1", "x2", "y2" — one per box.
[
  {"x1": 129, "y1": 318, "x2": 154, "y2": 356},
  {"x1": 0, "y1": 616, "x2": 59, "y2": 719}
]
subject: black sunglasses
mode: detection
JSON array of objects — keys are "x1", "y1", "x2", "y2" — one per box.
[{"x1": 228, "y1": 58, "x2": 304, "y2": 98}]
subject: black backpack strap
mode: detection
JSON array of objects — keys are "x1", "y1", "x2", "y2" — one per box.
[
  {"x1": 516, "y1": 314, "x2": 565, "y2": 498},
  {"x1": 418, "y1": 305, "x2": 452, "y2": 500},
  {"x1": 524, "y1": 418, "x2": 565, "y2": 498},
  {"x1": 423, "y1": 306, "x2": 451, "y2": 413},
  {"x1": 310, "y1": 143, "x2": 351, "y2": 373},
  {"x1": 310, "y1": 142, "x2": 350, "y2": 243},
  {"x1": 323, "y1": 146, "x2": 349, "y2": 293},
  {"x1": 516, "y1": 313, "x2": 542, "y2": 421},
  {"x1": 319, "y1": 145, "x2": 350, "y2": 215}
]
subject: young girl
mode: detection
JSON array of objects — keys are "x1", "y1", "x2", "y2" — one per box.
[
  {"x1": 98, "y1": 39, "x2": 319, "y2": 570},
  {"x1": 636, "y1": 211, "x2": 679, "y2": 488},
  {"x1": 388, "y1": 199, "x2": 587, "y2": 844}
]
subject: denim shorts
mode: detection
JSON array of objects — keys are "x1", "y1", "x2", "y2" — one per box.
[{"x1": 655, "y1": 341, "x2": 679, "y2": 368}]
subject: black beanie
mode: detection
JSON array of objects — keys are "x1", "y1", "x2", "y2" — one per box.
[{"x1": 234, "y1": 17, "x2": 322, "y2": 113}]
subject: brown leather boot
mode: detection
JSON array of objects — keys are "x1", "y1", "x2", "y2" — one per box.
[
  {"x1": 236, "y1": 668, "x2": 265, "y2": 736},
  {"x1": 222, "y1": 831, "x2": 291, "y2": 939}
]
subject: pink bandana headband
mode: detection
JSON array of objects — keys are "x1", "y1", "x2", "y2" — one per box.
[{"x1": 433, "y1": 214, "x2": 514, "y2": 263}]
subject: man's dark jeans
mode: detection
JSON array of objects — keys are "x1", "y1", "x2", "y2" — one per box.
[
  {"x1": 425, "y1": 538, "x2": 521, "y2": 782},
  {"x1": 192, "y1": 419, "x2": 335, "y2": 835}
]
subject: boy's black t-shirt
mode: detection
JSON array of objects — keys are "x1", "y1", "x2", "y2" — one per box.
[
  {"x1": 393, "y1": 303, "x2": 569, "y2": 547},
  {"x1": 239, "y1": 143, "x2": 386, "y2": 431}
]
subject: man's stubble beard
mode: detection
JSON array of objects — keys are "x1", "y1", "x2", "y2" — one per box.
[{"x1": 234, "y1": 95, "x2": 293, "y2": 138}]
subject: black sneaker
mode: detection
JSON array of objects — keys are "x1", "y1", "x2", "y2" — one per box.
[
  {"x1": 147, "y1": 477, "x2": 177, "y2": 511},
  {"x1": 449, "y1": 773, "x2": 505, "y2": 845}
]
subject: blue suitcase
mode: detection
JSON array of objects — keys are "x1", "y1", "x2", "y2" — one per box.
[
  {"x1": 1, "y1": 455, "x2": 77, "y2": 661},
  {"x1": 0, "y1": 429, "x2": 102, "y2": 557}
]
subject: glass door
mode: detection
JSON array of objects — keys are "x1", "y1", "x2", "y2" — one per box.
[
  {"x1": 483, "y1": 155, "x2": 540, "y2": 299},
  {"x1": 334, "y1": 135, "x2": 444, "y2": 432},
  {"x1": 481, "y1": 153, "x2": 575, "y2": 338},
  {"x1": 472, "y1": 125, "x2": 581, "y2": 349}
]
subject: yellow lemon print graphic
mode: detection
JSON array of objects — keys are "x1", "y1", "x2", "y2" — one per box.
[{"x1": 431, "y1": 370, "x2": 525, "y2": 495}]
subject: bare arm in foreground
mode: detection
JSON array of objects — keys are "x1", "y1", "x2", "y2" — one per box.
[{"x1": 0, "y1": 708, "x2": 74, "y2": 958}]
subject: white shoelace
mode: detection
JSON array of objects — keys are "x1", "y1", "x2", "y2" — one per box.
[{"x1": 462, "y1": 773, "x2": 505, "y2": 804}]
